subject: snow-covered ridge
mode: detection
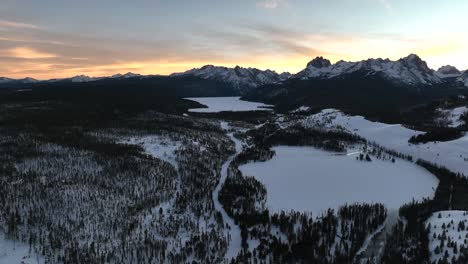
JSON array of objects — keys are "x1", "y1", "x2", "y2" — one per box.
[
  {"x1": 0, "y1": 77, "x2": 39, "y2": 84},
  {"x1": 0, "y1": 72, "x2": 144, "y2": 84},
  {"x1": 68, "y1": 72, "x2": 142, "y2": 83},
  {"x1": 171, "y1": 65, "x2": 291, "y2": 90},
  {"x1": 299, "y1": 109, "x2": 468, "y2": 175},
  {"x1": 295, "y1": 54, "x2": 441, "y2": 86}
]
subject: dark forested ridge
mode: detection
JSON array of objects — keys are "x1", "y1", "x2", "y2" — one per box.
[{"x1": 243, "y1": 71, "x2": 467, "y2": 123}]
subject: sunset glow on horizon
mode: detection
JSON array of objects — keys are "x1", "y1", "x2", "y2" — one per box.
[{"x1": 1, "y1": 0, "x2": 467, "y2": 80}]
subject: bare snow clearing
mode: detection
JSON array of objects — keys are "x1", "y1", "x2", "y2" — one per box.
[
  {"x1": 301, "y1": 109, "x2": 468, "y2": 175},
  {"x1": 239, "y1": 146, "x2": 438, "y2": 216},
  {"x1": 185, "y1": 97, "x2": 273, "y2": 113},
  {"x1": 0, "y1": 232, "x2": 44, "y2": 264},
  {"x1": 122, "y1": 136, "x2": 181, "y2": 167}
]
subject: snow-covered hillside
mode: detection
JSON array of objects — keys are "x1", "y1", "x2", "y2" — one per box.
[
  {"x1": 295, "y1": 54, "x2": 441, "y2": 86},
  {"x1": 426, "y1": 211, "x2": 468, "y2": 263},
  {"x1": 436, "y1": 106, "x2": 468, "y2": 128},
  {"x1": 239, "y1": 146, "x2": 438, "y2": 216},
  {"x1": 172, "y1": 65, "x2": 291, "y2": 90},
  {"x1": 300, "y1": 109, "x2": 468, "y2": 175}
]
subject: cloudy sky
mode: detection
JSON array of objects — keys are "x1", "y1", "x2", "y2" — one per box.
[{"x1": 1, "y1": 0, "x2": 467, "y2": 79}]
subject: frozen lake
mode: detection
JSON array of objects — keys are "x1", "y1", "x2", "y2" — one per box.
[
  {"x1": 239, "y1": 146, "x2": 438, "y2": 216},
  {"x1": 185, "y1": 97, "x2": 273, "y2": 113}
]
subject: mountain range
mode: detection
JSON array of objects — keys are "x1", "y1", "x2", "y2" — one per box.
[
  {"x1": 1, "y1": 54, "x2": 467, "y2": 89},
  {"x1": 1, "y1": 54, "x2": 467, "y2": 121}
]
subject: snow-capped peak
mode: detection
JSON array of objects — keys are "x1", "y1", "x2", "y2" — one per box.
[
  {"x1": 111, "y1": 72, "x2": 141, "y2": 79},
  {"x1": 71, "y1": 75, "x2": 99, "y2": 83},
  {"x1": 436, "y1": 65, "x2": 462, "y2": 78},
  {"x1": 171, "y1": 65, "x2": 291, "y2": 90},
  {"x1": 295, "y1": 54, "x2": 441, "y2": 86}
]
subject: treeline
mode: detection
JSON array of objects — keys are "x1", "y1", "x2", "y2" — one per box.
[
  {"x1": 381, "y1": 200, "x2": 432, "y2": 264},
  {"x1": 228, "y1": 204, "x2": 387, "y2": 264},
  {"x1": 244, "y1": 123, "x2": 364, "y2": 153},
  {"x1": 409, "y1": 127, "x2": 464, "y2": 144}
]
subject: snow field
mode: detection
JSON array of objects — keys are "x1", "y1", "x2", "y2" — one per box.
[
  {"x1": 302, "y1": 109, "x2": 468, "y2": 176},
  {"x1": 122, "y1": 136, "x2": 182, "y2": 167},
  {"x1": 0, "y1": 232, "x2": 44, "y2": 264}
]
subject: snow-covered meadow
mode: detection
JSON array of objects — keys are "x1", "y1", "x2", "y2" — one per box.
[
  {"x1": 239, "y1": 146, "x2": 438, "y2": 216},
  {"x1": 301, "y1": 109, "x2": 468, "y2": 176},
  {"x1": 0, "y1": 232, "x2": 44, "y2": 264},
  {"x1": 185, "y1": 97, "x2": 273, "y2": 113},
  {"x1": 122, "y1": 136, "x2": 182, "y2": 167},
  {"x1": 426, "y1": 211, "x2": 468, "y2": 263}
]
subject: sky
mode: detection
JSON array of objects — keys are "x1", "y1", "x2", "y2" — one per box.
[{"x1": 1, "y1": 0, "x2": 467, "y2": 79}]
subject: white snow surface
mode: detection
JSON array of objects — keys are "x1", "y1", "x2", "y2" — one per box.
[
  {"x1": 239, "y1": 146, "x2": 438, "y2": 216},
  {"x1": 302, "y1": 109, "x2": 468, "y2": 176},
  {"x1": 185, "y1": 97, "x2": 273, "y2": 113},
  {"x1": 426, "y1": 211, "x2": 468, "y2": 263},
  {"x1": 122, "y1": 136, "x2": 181, "y2": 167},
  {"x1": 0, "y1": 232, "x2": 44, "y2": 264}
]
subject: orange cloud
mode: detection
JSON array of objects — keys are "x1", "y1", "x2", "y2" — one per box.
[
  {"x1": 6, "y1": 47, "x2": 57, "y2": 59},
  {"x1": 0, "y1": 20, "x2": 40, "y2": 29}
]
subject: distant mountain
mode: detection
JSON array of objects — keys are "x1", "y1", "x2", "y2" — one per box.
[
  {"x1": 70, "y1": 75, "x2": 102, "y2": 83},
  {"x1": 58, "y1": 72, "x2": 143, "y2": 83},
  {"x1": 436, "y1": 65, "x2": 462, "y2": 78},
  {"x1": 110, "y1": 72, "x2": 142, "y2": 79},
  {"x1": 171, "y1": 65, "x2": 291, "y2": 92},
  {"x1": 0, "y1": 77, "x2": 39, "y2": 84},
  {"x1": 295, "y1": 54, "x2": 441, "y2": 86},
  {"x1": 244, "y1": 54, "x2": 467, "y2": 122}
]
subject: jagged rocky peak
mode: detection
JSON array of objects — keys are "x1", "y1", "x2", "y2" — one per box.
[
  {"x1": 307, "y1": 56, "x2": 332, "y2": 68},
  {"x1": 295, "y1": 53, "x2": 441, "y2": 86},
  {"x1": 170, "y1": 65, "x2": 291, "y2": 90},
  {"x1": 398, "y1": 54, "x2": 432, "y2": 73},
  {"x1": 436, "y1": 65, "x2": 461, "y2": 76}
]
